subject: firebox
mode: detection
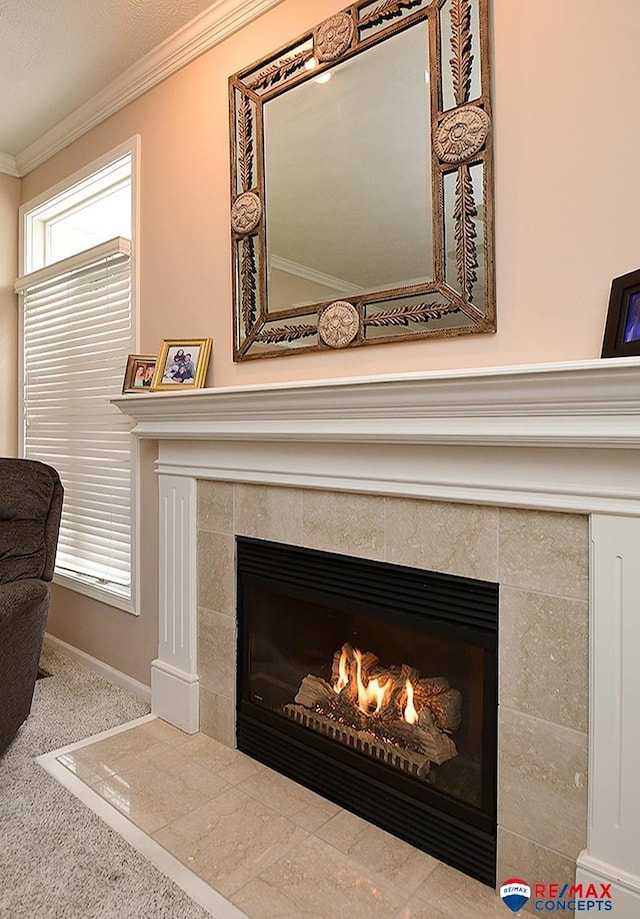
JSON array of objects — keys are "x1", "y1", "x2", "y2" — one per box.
[{"x1": 236, "y1": 537, "x2": 498, "y2": 886}]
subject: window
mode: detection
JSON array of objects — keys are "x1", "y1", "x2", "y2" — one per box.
[{"x1": 16, "y1": 140, "x2": 139, "y2": 612}]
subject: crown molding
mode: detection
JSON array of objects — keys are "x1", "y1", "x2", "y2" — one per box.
[
  {"x1": 270, "y1": 255, "x2": 362, "y2": 294},
  {"x1": 14, "y1": 0, "x2": 286, "y2": 177},
  {"x1": 0, "y1": 151, "x2": 19, "y2": 177}
]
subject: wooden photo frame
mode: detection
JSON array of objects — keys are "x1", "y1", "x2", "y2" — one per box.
[
  {"x1": 150, "y1": 338, "x2": 213, "y2": 391},
  {"x1": 121, "y1": 354, "x2": 157, "y2": 393},
  {"x1": 601, "y1": 269, "x2": 640, "y2": 358}
]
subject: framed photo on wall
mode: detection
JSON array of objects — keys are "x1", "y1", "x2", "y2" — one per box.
[
  {"x1": 601, "y1": 269, "x2": 640, "y2": 358},
  {"x1": 150, "y1": 338, "x2": 213, "y2": 391},
  {"x1": 121, "y1": 354, "x2": 157, "y2": 393}
]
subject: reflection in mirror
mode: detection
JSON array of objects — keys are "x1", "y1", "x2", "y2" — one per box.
[
  {"x1": 264, "y1": 23, "x2": 432, "y2": 314},
  {"x1": 230, "y1": 0, "x2": 495, "y2": 361}
]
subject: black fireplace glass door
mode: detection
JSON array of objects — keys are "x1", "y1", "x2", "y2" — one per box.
[{"x1": 238, "y1": 543, "x2": 496, "y2": 812}]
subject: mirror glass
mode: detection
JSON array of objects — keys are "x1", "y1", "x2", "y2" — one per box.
[
  {"x1": 230, "y1": 0, "x2": 495, "y2": 360},
  {"x1": 263, "y1": 23, "x2": 432, "y2": 313}
]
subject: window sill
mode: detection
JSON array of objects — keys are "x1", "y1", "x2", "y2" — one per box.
[{"x1": 53, "y1": 572, "x2": 137, "y2": 615}]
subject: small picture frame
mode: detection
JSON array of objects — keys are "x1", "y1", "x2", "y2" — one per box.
[
  {"x1": 601, "y1": 269, "x2": 640, "y2": 358},
  {"x1": 150, "y1": 338, "x2": 213, "y2": 391},
  {"x1": 122, "y1": 354, "x2": 157, "y2": 393}
]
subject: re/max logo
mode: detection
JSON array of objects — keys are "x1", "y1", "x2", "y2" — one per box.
[{"x1": 534, "y1": 885, "x2": 612, "y2": 900}]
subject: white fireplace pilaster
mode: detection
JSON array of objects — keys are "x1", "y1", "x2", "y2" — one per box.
[
  {"x1": 116, "y1": 357, "x2": 640, "y2": 917},
  {"x1": 151, "y1": 473, "x2": 199, "y2": 732},
  {"x1": 576, "y1": 515, "x2": 640, "y2": 913}
]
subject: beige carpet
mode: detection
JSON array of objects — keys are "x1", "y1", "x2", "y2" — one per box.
[{"x1": 0, "y1": 646, "x2": 213, "y2": 919}]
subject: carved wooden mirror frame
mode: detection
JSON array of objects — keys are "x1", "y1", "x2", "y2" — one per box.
[{"x1": 229, "y1": 0, "x2": 495, "y2": 361}]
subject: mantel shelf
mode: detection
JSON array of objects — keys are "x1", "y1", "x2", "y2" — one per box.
[{"x1": 113, "y1": 357, "x2": 640, "y2": 449}]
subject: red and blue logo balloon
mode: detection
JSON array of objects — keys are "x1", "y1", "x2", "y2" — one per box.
[{"x1": 500, "y1": 878, "x2": 531, "y2": 914}]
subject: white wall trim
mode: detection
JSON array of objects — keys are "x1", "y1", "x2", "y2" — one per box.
[
  {"x1": 0, "y1": 151, "x2": 19, "y2": 177},
  {"x1": 14, "y1": 0, "x2": 286, "y2": 176},
  {"x1": 576, "y1": 855, "x2": 640, "y2": 918},
  {"x1": 151, "y1": 660, "x2": 200, "y2": 734},
  {"x1": 44, "y1": 633, "x2": 151, "y2": 703}
]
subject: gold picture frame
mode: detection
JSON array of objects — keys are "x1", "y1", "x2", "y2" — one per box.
[
  {"x1": 121, "y1": 354, "x2": 157, "y2": 393},
  {"x1": 150, "y1": 338, "x2": 213, "y2": 391}
]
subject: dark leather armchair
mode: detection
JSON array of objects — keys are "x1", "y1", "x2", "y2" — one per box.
[{"x1": 0, "y1": 458, "x2": 63, "y2": 756}]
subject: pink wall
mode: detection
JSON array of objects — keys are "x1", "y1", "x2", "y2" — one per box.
[
  {"x1": 21, "y1": 0, "x2": 640, "y2": 387},
  {"x1": 16, "y1": 0, "x2": 640, "y2": 682}
]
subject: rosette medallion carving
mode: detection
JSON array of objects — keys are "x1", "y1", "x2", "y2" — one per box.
[
  {"x1": 434, "y1": 105, "x2": 490, "y2": 165},
  {"x1": 318, "y1": 301, "x2": 360, "y2": 348},
  {"x1": 231, "y1": 192, "x2": 262, "y2": 235},
  {"x1": 314, "y1": 12, "x2": 355, "y2": 62}
]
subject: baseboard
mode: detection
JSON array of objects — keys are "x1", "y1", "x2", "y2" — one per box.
[
  {"x1": 43, "y1": 633, "x2": 151, "y2": 703},
  {"x1": 151, "y1": 659, "x2": 199, "y2": 733},
  {"x1": 576, "y1": 852, "x2": 640, "y2": 919}
]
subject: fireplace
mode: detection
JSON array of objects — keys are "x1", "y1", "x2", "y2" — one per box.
[
  {"x1": 236, "y1": 536, "x2": 498, "y2": 886},
  {"x1": 115, "y1": 358, "x2": 640, "y2": 918}
]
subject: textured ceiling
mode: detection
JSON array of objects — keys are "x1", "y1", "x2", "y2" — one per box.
[{"x1": 0, "y1": 0, "x2": 220, "y2": 154}]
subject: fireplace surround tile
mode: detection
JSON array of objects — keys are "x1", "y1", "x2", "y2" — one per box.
[
  {"x1": 498, "y1": 509, "x2": 589, "y2": 600},
  {"x1": 385, "y1": 499, "x2": 499, "y2": 581},
  {"x1": 196, "y1": 481, "x2": 590, "y2": 889},
  {"x1": 198, "y1": 480, "x2": 234, "y2": 535},
  {"x1": 197, "y1": 607, "x2": 235, "y2": 699},
  {"x1": 199, "y1": 685, "x2": 234, "y2": 748},
  {"x1": 197, "y1": 531, "x2": 234, "y2": 616},
  {"x1": 498, "y1": 707, "x2": 588, "y2": 859},
  {"x1": 235, "y1": 483, "x2": 303, "y2": 544},
  {"x1": 497, "y1": 827, "x2": 577, "y2": 910},
  {"x1": 302, "y1": 490, "x2": 386, "y2": 560},
  {"x1": 499, "y1": 587, "x2": 589, "y2": 732}
]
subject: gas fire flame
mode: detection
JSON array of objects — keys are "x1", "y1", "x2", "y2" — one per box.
[
  {"x1": 404, "y1": 679, "x2": 419, "y2": 725},
  {"x1": 334, "y1": 647, "x2": 349, "y2": 694},
  {"x1": 354, "y1": 649, "x2": 389, "y2": 715},
  {"x1": 333, "y1": 646, "x2": 420, "y2": 724}
]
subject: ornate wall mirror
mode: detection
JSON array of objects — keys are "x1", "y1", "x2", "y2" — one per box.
[{"x1": 229, "y1": 0, "x2": 494, "y2": 360}]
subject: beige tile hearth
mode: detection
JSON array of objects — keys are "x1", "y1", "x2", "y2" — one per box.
[
  {"x1": 236, "y1": 765, "x2": 341, "y2": 832},
  {"x1": 231, "y1": 835, "x2": 408, "y2": 919},
  {"x1": 316, "y1": 810, "x2": 439, "y2": 894},
  {"x1": 153, "y1": 785, "x2": 309, "y2": 897},
  {"x1": 401, "y1": 863, "x2": 509, "y2": 919},
  {"x1": 57, "y1": 719, "x2": 509, "y2": 919}
]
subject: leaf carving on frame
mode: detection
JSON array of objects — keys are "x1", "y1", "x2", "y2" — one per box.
[
  {"x1": 359, "y1": 0, "x2": 424, "y2": 31},
  {"x1": 453, "y1": 164, "x2": 479, "y2": 302},
  {"x1": 364, "y1": 302, "x2": 461, "y2": 327},
  {"x1": 450, "y1": 0, "x2": 473, "y2": 107},
  {"x1": 253, "y1": 323, "x2": 317, "y2": 344},
  {"x1": 246, "y1": 49, "x2": 314, "y2": 92},
  {"x1": 238, "y1": 95, "x2": 254, "y2": 193},
  {"x1": 241, "y1": 236, "x2": 258, "y2": 335}
]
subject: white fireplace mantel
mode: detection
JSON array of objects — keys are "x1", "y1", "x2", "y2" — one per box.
[
  {"x1": 115, "y1": 357, "x2": 640, "y2": 446},
  {"x1": 115, "y1": 357, "x2": 640, "y2": 917}
]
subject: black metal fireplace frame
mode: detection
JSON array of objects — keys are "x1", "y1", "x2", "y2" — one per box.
[{"x1": 236, "y1": 537, "x2": 498, "y2": 886}]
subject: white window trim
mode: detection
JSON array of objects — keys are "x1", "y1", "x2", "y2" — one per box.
[{"x1": 18, "y1": 136, "x2": 142, "y2": 616}]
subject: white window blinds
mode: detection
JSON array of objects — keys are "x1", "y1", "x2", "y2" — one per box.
[{"x1": 16, "y1": 237, "x2": 133, "y2": 601}]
